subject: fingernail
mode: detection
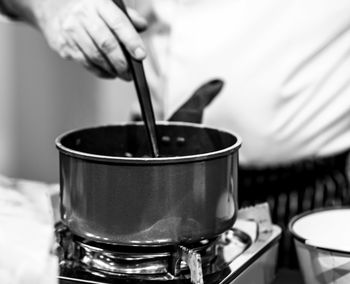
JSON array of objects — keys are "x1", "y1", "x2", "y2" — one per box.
[{"x1": 134, "y1": 47, "x2": 146, "y2": 60}]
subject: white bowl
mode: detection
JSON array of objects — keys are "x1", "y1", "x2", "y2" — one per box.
[{"x1": 289, "y1": 207, "x2": 350, "y2": 284}]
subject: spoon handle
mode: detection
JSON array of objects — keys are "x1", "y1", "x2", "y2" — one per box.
[{"x1": 113, "y1": 0, "x2": 159, "y2": 157}]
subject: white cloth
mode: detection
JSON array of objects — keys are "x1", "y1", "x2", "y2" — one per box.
[
  {"x1": 0, "y1": 176, "x2": 59, "y2": 284},
  {"x1": 137, "y1": 0, "x2": 350, "y2": 166}
]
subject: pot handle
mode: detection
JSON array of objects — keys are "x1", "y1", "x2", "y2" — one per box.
[{"x1": 168, "y1": 79, "x2": 224, "y2": 123}]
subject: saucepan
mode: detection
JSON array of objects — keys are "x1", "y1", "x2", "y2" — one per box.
[{"x1": 56, "y1": 122, "x2": 241, "y2": 246}]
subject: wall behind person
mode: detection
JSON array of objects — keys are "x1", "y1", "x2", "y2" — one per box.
[
  {"x1": 0, "y1": 22, "x2": 136, "y2": 183},
  {"x1": 0, "y1": 23, "x2": 16, "y2": 177}
]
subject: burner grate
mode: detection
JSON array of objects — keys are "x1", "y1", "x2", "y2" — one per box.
[{"x1": 55, "y1": 223, "x2": 252, "y2": 282}]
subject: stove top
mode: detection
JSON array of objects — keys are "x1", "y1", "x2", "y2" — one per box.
[{"x1": 56, "y1": 223, "x2": 281, "y2": 284}]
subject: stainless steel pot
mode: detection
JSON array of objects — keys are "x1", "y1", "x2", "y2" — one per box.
[{"x1": 56, "y1": 122, "x2": 241, "y2": 246}]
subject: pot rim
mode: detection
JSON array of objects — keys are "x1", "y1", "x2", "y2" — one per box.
[{"x1": 55, "y1": 121, "x2": 242, "y2": 164}]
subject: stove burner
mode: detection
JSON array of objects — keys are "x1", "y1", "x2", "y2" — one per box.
[{"x1": 56, "y1": 223, "x2": 252, "y2": 282}]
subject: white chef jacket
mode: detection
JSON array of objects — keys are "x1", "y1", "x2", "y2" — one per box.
[{"x1": 135, "y1": 0, "x2": 350, "y2": 167}]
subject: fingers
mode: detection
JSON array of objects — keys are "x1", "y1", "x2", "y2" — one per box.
[
  {"x1": 57, "y1": 37, "x2": 113, "y2": 79},
  {"x1": 73, "y1": 28, "x2": 118, "y2": 77},
  {"x1": 97, "y1": 0, "x2": 147, "y2": 61},
  {"x1": 81, "y1": 16, "x2": 133, "y2": 80},
  {"x1": 73, "y1": 36, "x2": 118, "y2": 79},
  {"x1": 54, "y1": 20, "x2": 119, "y2": 79}
]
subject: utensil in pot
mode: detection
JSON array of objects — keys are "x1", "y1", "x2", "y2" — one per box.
[
  {"x1": 113, "y1": 0, "x2": 159, "y2": 157},
  {"x1": 169, "y1": 79, "x2": 224, "y2": 123}
]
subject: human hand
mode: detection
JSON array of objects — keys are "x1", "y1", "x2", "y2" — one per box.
[{"x1": 10, "y1": 0, "x2": 148, "y2": 79}]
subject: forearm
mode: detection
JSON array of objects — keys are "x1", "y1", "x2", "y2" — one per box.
[{"x1": 0, "y1": 0, "x2": 43, "y2": 26}]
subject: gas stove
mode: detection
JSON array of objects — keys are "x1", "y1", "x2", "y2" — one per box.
[{"x1": 56, "y1": 219, "x2": 281, "y2": 284}]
